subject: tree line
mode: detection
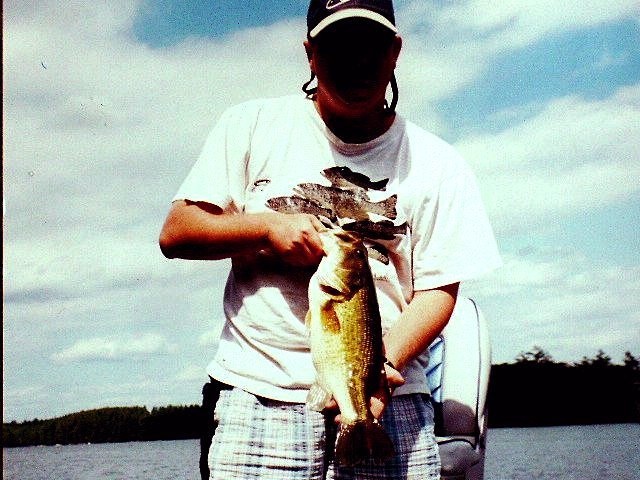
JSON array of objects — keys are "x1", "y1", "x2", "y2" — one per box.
[
  {"x1": 487, "y1": 348, "x2": 639, "y2": 427},
  {"x1": 3, "y1": 349, "x2": 639, "y2": 448},
  {"x1": 2, "y1": 405, "x2": 205, "y2": 448}
]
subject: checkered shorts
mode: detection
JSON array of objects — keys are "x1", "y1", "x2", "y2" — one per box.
[{"x1": 207, "y1": 388, "x2": 440, "y2": 480}]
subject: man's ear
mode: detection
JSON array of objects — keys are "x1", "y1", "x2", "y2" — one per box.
[
  {"x1": 304, "y1": 40, "x2": 315, "y2": 71},
  {"x1": 391, "y1": 35, "x2": 402, "y2": 68}
]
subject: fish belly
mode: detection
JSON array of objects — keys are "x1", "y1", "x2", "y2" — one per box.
[{"x1": 308, "y1": 317, "x2": 360, "y2": 423}]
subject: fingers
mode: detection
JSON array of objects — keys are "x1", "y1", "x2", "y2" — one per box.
[
  {"x1": 322, "y1": 397, "x2": 343, "y2": 425},
  {"x1": 369, "y1": 364, "x2": 405, "y2": 420},
  {"x1": 328, "y1": 367, "x2": 406, "y2": 424},
  {"x1": 324, "y1": 397, "x2": 338, "y2": 411},
  {"x1": 384, "y1": 363, "x2": 405, "y2": 391},
  {"x1": 369, "y1": 393, "x2": 387, "y2": 420},
  {"x1": 265, "y1": 213, "x2": 325, "y2": 266},
  {"x1": 309, "y1": 215, "x2": 327, "y2": 234}
]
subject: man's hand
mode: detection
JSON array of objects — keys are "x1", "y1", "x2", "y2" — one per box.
[
  {"x1": 369, "y1": 362, "x2": 405, "y2": 420},
  {"x1": 324, "y1": 363, "x2": 405, "y2": 423},
  {"x1": 264, "y1": 213, "x2": 325, "y2": 267},
  {"x1": 159, "y1": 200, "x2": 326, "y2": 263}
]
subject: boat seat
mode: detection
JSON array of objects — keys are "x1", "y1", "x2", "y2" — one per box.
[{"x1": 426, "y1": 297, "x2": 491, "y2": 480}]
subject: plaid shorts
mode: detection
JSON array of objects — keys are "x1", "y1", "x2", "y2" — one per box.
[{"x1": 207, "y1": 387, "x2": 440, "y2": 480}]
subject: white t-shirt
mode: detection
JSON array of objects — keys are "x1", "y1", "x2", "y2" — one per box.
[{"x1": 173, "y1": 95, "x2": 501, "y2": 403}]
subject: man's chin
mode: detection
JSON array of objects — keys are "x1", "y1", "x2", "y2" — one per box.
[{"x1": 337, "y1": 89, "x2": 377, "y2": 107}]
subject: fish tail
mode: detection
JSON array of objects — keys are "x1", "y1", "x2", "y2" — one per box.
[
  {"x1": 393, "y1": 221, "x2": 408, "y2": 234},
  {"x1": 374, "y1": 195, "x2": 398, "y2": 219},
  {"x1": 335, "y1": 420, "x2": 395, "y2": 466},
  {"x1": 370, "y1": 178, "x2": 388, "y2": 191}
]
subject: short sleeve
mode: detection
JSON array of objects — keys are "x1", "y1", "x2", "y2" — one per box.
[
  {"x1": 412, "y1": 164, "x2": 501, "y2": 291},
  {"x1": 172, "y1": 102, "x2": 258, "y2": 212}
]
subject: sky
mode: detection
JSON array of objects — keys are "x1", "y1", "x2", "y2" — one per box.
[{"x1": 3, "y1": 0, "x2": 639, "y2": 423}]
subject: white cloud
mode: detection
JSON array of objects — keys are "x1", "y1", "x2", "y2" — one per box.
[
  {"x1": 198, "y1": 323, "x2": 224, "y2": 347},
  {"x1": 52, "y1": 333, "x2": 175, "y2": 363},
  {"x1": 464, "y1": 250, "x2": 640, "y2": 363},
  {"x1": 394, "y1": 0, "x2": 640, "y2": 132},
  {"x1": 400, "y1": 0, "x2": 639, "y2": 53},
  {"x1": 174, "y1": 364, "x2": 208, "y2": 382},
  {"x1": 2, "y1": 12, "x2": 308, "y2": 359},
  {"x1": 455, "y1": 84, "x2": 640, "y2": 233},
  {"x1": 3, "y1": 0, "x2": 639, "y2": 421}
]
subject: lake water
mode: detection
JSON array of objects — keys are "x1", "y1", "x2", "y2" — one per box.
[{"x1": 3, "y1": 424, "x2": 639, "y2": 479}]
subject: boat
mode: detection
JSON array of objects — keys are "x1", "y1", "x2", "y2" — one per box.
[{"x1": 426, "y1": 297, "x2": 491, "y2": 480}]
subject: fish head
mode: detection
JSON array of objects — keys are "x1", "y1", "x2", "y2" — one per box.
[{"x1": 316, "y1": 229, "x2": 368, "y2": 299}]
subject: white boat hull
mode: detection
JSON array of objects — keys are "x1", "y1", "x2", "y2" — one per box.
[{"x1": 426, "y1": 297, "x2": 491, "y2": 480}]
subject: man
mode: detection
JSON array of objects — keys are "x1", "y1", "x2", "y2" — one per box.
[{"x1": 160, "y1": 1, "x2": 501, "y2": 478}]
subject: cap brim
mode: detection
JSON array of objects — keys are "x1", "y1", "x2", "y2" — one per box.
[{"x1": 309, "y1": 8, "x2": 398, "y2": 38}]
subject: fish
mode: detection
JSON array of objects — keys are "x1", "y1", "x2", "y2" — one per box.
[
  {"x1": 306, "y1": 228, "x2": 394, "y2": 466},
  {"x1": 266, "y1": 196, "x2": 337, "y2": 222},
  {"x1": 294, "y1": 183, "x2": 397, "y2": 221},
  {"x1": 343, "y1": 220, "x2": 407, "y2": 240},
  {"x1": 322, "y1": 166, "x2": 388, "y2": 191}
]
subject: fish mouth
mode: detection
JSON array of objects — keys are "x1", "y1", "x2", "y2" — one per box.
[{"x1": 320, "y1": 284, "x2": 346, "y2": 298}]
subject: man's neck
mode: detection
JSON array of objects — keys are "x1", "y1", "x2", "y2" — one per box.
[{"x1": 313, "y1": 98, "x2": 395, "y2": 144}]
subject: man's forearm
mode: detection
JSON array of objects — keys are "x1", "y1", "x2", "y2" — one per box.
[
  {"x1": 159, "y1": 200, "x2": 273, "y2": 260},
  {"x1": 383, "y1": 283, "x2": 459, "y2": 372},
  {"x1": 159, "y1": 200, "x2": 325, "y2": 265}
]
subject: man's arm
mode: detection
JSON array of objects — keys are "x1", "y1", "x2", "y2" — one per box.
[
  {"x1": 384, "y1": 283, "x2": 459, "y2": 372},
  {"x1": 368, "y1": 283, "x2": 459, "y2": 419},
  {"x1": 159, "y1": 200, "x2": 325, "y2": 266}
]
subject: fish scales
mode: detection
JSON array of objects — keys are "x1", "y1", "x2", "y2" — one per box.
[
  {"x1": 306, "y1": 228, "x2": 394, "y2": 466},
  {"x1": 322, "y1": 166, "x2": 389, "y2": 191},
  {"x1": 266, "y1": 196, "x2": 336, "y2": 222},
  {"x1": 343, "y1": 219, "x2": 408, "y2": 240},
  {"x1": 294, "y1": 183, "x2": 397, "y2": 221}
]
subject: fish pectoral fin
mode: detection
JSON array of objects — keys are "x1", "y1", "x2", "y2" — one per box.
[
  {"x1": 320, "y1": 301, "x2": 341, "y2": 333},
  {"x1": 306, "y1": 383, "x2": 332, "y2": 411}
]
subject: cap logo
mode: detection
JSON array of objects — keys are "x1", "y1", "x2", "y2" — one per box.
[{"x1": 326, "y1": 0, "x2": 352, "y2": 10}]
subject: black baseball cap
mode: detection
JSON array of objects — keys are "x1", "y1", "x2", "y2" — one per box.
[{"x1": 307, "y1": 0, "x2": 397, "y2": 38}]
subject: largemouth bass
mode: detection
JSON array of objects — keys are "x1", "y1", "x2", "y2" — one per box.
[{"x1": 306, "y1": 228, "x2": 394, "y2": 466}]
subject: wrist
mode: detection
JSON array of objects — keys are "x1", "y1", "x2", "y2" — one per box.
[{"x1": 248, "y1": 212, "x2": 277, "y2": 249}]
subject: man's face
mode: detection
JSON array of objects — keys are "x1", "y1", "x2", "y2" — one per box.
[{"x1": 307, "y1": 19, "x2": 401, "y2": 115}]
